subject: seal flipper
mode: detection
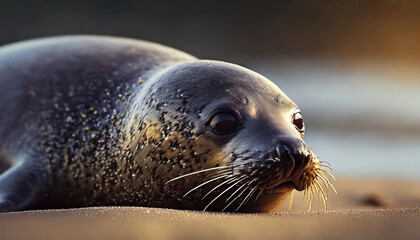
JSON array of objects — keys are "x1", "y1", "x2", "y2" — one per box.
[{"x1": 0, "y1": 159, "x2": 47, "y2": 213}]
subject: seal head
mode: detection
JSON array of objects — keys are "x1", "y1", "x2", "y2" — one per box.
[{"x1": 126, "y1": 61, "x2": 327, "y2": 212}]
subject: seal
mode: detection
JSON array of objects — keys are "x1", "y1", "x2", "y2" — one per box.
[{"x1": 0, "y1": 36, "x2": 334, "y2": 213}]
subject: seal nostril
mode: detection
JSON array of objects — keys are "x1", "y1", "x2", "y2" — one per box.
[
  {"x1": 271, "y1": 136, "x2": 311, "y2": 181},
  {"x1": 282, "y1": 145, "x2": 296, "y2": 179}
]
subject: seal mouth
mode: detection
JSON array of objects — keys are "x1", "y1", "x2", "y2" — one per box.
[
  {"x1": 252, "y1": 167, "x2": 310, "y2": 192},
  {"x1": 265, "y1": 176, "x2": 310, "y2": 192}
]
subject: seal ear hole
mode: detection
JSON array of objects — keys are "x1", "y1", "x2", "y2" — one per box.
[
  {"x1": 209, "y1": 112, "x2": 241, "y2": 135},
  {"x1": 292, "y1": 110, "x2": 305, "y2": 133}
]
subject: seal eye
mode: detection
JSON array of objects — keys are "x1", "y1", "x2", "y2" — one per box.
[
  {"x1": 209, "y1": 113, "x2": 241, "y2": 135},
  {"x1": 292, "y1": 111, "x2": 305, "y2": 132}
]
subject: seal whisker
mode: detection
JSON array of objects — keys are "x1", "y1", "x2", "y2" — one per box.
[
  {"x1": 310, "y1": 187, "x2": 314, "y2": 203},
  {"x1": 303, "y1": 187, "x2": 309, "y2": 200},
  {"x1": 243, "y1": 184, "x2": 260, "y2": 207},
  {"x1": 308, "y1": 185, "x2": 314, "y2": 202},
  {"x1": 317, "y1": 171, "x2": 330, "y2": 181},
  {"x1": 202, "y1": 177, "x2": 237, "y2": 200},
  {"x1": 235, "y1": 183, "x2": 260, "y2": 212},
  {"x1": 226, "y1": 178, "x2": 259, "y2": 207},
  {"x1": 313, "y1": 181, "x2": 318, "y2": 194},
  {"x1": 304, "y1": 166, "x2": 335, "y2": 213},
  {"x1": 205, "y1": 169, "x2": 234, "y2": 179},
  {"x1": 306, "y1": 186, "x2": 312, "y2": 201},
  {"x1": 313, "y1": 179, "x2": 327, "y2": 211},
  {"x1": 320, "y1": 192, "x2": 327, "y2": 212},
  {"x1": 288, "y1": 190, "x2": 294, "y2": 211},
  {"x1": 317, "y1": 171, "x2": 332, "y2": 184},
  {"x1": 165, "y1": 166, "x2": 233, "y2": 184},
  {"x1": 306, "y1": 184, "x2": 313, "y2": 202},
  {"x1": 320, "y1": 182, "x2": 329, "y2": 212},
  {"x1": 318, "y1": 170, "x2": 337, "y2": 194},
  {"x1": 319, "y1": 161, "x2": 331, "y2": 166},
  {"x1": 235, "y1": 188, "x2": 252, "y2": 212},
  {"x1": 222, "y1": 182, "x2": 249, "y2": 212},
  {"x1": 307, "y1": 185, "x2": 312, "y2": 202},
  {"x1": 314, "y1": 177, "x2": 327, "y2": 200},
  {"x1": 321, "y1": 170, "x2": 337, "y2": 181},
  {"x1": 317, "y1": 178, "x2": 329, "y2": 211},
  {"x1": 312, "y1": 180, "x2": 322, "y2": 200},
  {"x1": 327, "y1": 181, "x2": 337, "y2": 195},
  {"x1": 319, "y1": 164, "x2": 333, "y2": 171},
  {"x1": 182, "y1": 174, "x2": 231, "y2": 197},
  {"x1": 225, "y1": 89, "x2": 244, "y2": 103},
  {"x1": 307, "y1": 186, "x2": 314, "y2": 212},
  {"x1": 203, "y1": 177, "x2": 245, "y2": 211},
  {"x1": 317, "y1": 174, "x2": 330, "y2": 195},
  {"x1": 225, "y1": 181, "x2": 247, "y2": 203},
  {"x1": 254, "y1": 184, "x2": 266, "y2": 203}
]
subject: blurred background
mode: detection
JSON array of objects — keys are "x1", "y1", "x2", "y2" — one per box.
[{"x1": 1, "y1": 0, "x2": 419, "y2": 181}]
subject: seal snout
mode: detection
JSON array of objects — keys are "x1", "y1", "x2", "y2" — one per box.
[{"x1": 242, "y1": 136, "x2": 315, "y2": 191}]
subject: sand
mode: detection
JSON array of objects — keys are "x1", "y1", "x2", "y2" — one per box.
[{"x1": 1, "y1": 177, "x2": 419, "y2": 240}]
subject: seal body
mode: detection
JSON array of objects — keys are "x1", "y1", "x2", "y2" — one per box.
[{"x1": 0, "y1": 36, "x2": 328, "y2": 213}]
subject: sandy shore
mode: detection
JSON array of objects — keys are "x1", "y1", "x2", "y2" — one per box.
[{"x1": 1, "y1": 177, "x2": 419, "y2": 240}]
